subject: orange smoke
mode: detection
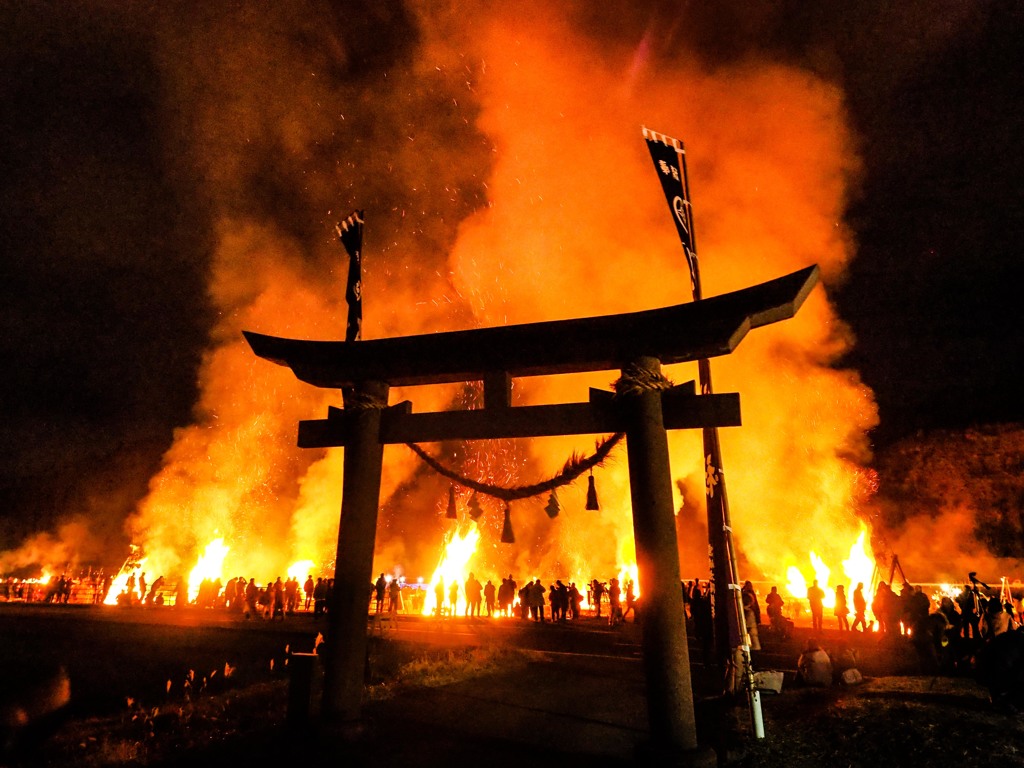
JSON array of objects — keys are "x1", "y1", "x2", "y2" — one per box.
[
  {"x1": 98, "y1": 5, "x2": 877, "y2": 591},
  {"x1": 424, "y1": 7, "x2": 876, "y2": 586}
]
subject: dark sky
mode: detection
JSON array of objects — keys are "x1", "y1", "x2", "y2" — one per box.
[{"x1": 1, "y1": 1, "x2": 1021, "y2": 552}]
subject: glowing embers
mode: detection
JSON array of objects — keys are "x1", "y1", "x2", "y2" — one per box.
[{"x1": 420, "y1": 523, "x2": 481, "y2": 617}]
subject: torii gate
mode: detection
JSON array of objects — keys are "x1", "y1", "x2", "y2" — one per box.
[{"x1": 244, "y1": 264, "x2": 819, "y2": 760}]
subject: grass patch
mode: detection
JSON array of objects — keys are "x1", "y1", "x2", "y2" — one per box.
[
  {"x1": 367, "y1": 645, "x2": 529, "y2": 701},
  {"x1": 35, "y1": 643, "x2": 528, "y2": 765}
]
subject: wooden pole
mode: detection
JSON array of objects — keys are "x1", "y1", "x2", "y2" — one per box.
[{"x1": 321, "y1": 380, "x2": 388, "y2": 726}]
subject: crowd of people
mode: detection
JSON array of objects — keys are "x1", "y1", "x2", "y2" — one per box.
[
  {"x1": 10, "y1": 564, "x2": 1022, "y2": 666},
  {"x1": 421, "y1": 573, "x2": 638, "y2": 625},
  {"x1": 0, "y1": 571, "x2": 113, "y2": 604},
  {"x1": 106, "y1": 572, "x2": 338, "y2": 618}
]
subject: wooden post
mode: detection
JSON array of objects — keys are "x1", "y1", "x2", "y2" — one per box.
[
  {"x1": 322, "y1": 380, "x2": 388, "y2": 726},
  {"x1": 621, "y1": 357, "x2": 714, "y2": 765}
]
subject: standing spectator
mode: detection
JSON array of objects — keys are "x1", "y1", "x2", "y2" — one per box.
[
  {"x1": 374, "y1": 574, "x2": 387, "y2": 614},
  {"x1": 622, "y1": 580, "x2": 637, "y2": 622},
  {"x1": 608, "y1": 578, "x2": 622, "y2": 625},
  {"x1": 690, "y1": 582, "x2": 714, "y2": 664},
  {"x1": 743, "y1": 587, "x2": 761, "y2": 651},
  {"x1": 591, "y1": 579, "x2": 605, "y2": 619},
  {"x1": 807, "y1": 580, "x2": 825, "y2": 632},
  {"x1": 304, "y1": 575, "x2": 315, "y2": 611},
  {"x1": 765, "y1": 586, "x2": 786, "y2": 636},
  {"x1": 958, "y1": 583, "x2": 982, "y2": 640},
  {"x1": 465, "y1": 573, "x2": 482, "y2": 617},
  {"x1": 484, "y1": 580, "x2": 496, "y2": 617},
  {"x1": 741, "y1": 581, "x2": 761, "y2": 628},
  {"x1": 272, "y1": 578, "x2": 285, "y2": 620},
  {"x1": 434, "y1": 578, "x2": 445, "y2": 617},
  {"x1": 312, "y1": 578, "x2": 327, "y2": 617},
  {"x1": 448, "y1": 579, "x2": 459, "y2": 616},
  {"x1": 851, "y1": 583, "x2": 868, "y2": 632},
  {"x1": 285, "y1": 577, "x2": 300, "y2": 614},
  {"x1": 388, "y1": 578, "x2": 402, "y2": 615},
  {"x1": 569, "y1": 582, "x2": 583, "y2": 621},
  {"x1": 834, "y1": 584, "x2": 850, "y2": 631},
  {"x1": 245, "y1": 578, "x2": 259, "y2": 619}
]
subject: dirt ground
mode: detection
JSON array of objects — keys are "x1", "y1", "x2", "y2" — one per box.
[{"x1": 2, "y1": 604, "x2": 1022, "y2": 767}]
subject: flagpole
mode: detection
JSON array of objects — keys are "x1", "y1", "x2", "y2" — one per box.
[{"x1": 643, "y1": 127, "x2": 764, "y2": 739}]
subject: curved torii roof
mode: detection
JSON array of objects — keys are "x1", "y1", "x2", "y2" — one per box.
[{"x1": 244, "y1": 265, "x2": 819, "y2": 389}]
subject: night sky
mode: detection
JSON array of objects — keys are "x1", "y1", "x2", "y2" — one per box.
[{"x1": 1, "y1": 1, "x2": 1021, "y2": 554}]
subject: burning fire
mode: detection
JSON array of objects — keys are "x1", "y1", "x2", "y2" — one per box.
[
  {"x1": 288, "y1": 560, "x2": 315, "y2": 581},
  {"x1": 187, "y1": 538, "x2": 230, "y2": 604},
  {"x1": 785, "y1": 528, "x2": 877, "y2": 617},
  {"x1": 421, "y1": 524, "x2": 482, "y2": 617},
  {"x1": 3, "y1": 6, "x2": 888, "y2": 600},
  {"x1": 104, "y1": 556, "x2": 148, "y2": 605}
]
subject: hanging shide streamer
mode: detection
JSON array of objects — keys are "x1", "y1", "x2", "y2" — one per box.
[
  {"x1": 545, "y1": 491, "x2": 560, "y2": 519},
  {"x1": 446, "y1": 486, "x2": 458, "y2": 519},
  {"x1": 500, "y1": 503, "x2": 515, "y2": 544},
  {"x1": 586, "y1": 469, "x2": 600, "y2": 511},
  {"x1": 467, "y1": 491, "x2": 483, "y2": 520}
]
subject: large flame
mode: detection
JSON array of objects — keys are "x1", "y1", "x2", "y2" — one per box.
[
  {"x1": 420, "y1": 524, "x2": 481, "y2": 617},
  {"x1": 187, "y1": 538, "x2": 230, "y2": 604},
  {"x1": 785, "y1": 527, "x2": 878, "y2": 619}
]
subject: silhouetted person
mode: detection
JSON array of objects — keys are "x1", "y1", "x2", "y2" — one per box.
[
  {"x1": 742, "y1": 581, "x2": 761, "y2": 627},
  {"x1": 434, "y1": 578, "x2": 445, "y2": 617},
  {"x1": 622, "y1": 580, "x2": 636, "y2": 622},
  {"x1": 807, "y1": 579, "x2": 825, "y2": 632},
  {"x1": 591, "y1": 579, "x2": 605, "y2": 618},
  {"x1": 245, "y1": 578, "x2": 260, "y2": 619},
  {"x1": 374, "y1": 573, "x2": 387, "y2": 614},
  {"x1": 690, "y1": 582, "x2": 714, "y2": 665},
  {"x1": 388, "y1": 578, "x2": 402, "y2": 615},
  {"x1": 608, "y1": 578, "x2": 622, "y2": 625},
  {"x1": 958, "y1": 583, "x2": 982, "y2": 641},
  {"x1": 465, "y1": 573, "x2": 482, "y2": 617},
  {"x1": 272, "y1": 578, "x2": 285, "y2": 620},
  {"x1": 147, "y1": 576, "x2": 165, "y2": 605},
  {"x1": 851, "y1": 583, "x2": 868, "y2": 632},
  {"x1": 448, "y1": 580, "x2": 459, "y2": 616},
  {"x1": 765, "y1": 586, "x2": 786, "y2": 636},
  {"x1": 834, "y1": 584, "x2": 849, "y2": 631},
  {"x1": 312, "y1": 578, "x2": 327, "y2": 617},
  {"x1": 484, "y1": 580, "x2": 496, "y2": 616},
  {"x1": 303, "y1": 575, "x2": 314, "y2": 610},
  {"x1": 569, "y1": 582, "x2": 583, "y2": 620}
]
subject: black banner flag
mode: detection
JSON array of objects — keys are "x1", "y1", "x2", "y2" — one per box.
[
  {"x1": 642, "y1": 126, "x2": 701, "y2": 299},
  {"x1": 336, "y1": 210, "x2": 364, "y2": 342},
  {"x1": 642, "y1": 126, "x2": 743, "y2": 656}
]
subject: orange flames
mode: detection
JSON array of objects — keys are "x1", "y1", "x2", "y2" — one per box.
[
  {"x1": 420, "y1": 524, "x2": 482, "y2": 617},
  {"x1": 785, "y1": 528, "x2": 877, "y2": 617},
  {"x1": 6, "y1": 5, "x2": 885, "y2": 597}
]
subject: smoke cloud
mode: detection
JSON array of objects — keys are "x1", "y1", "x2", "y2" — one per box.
[{"x1": 4, "y1": 1, "x2": 882, "y2": 589}]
